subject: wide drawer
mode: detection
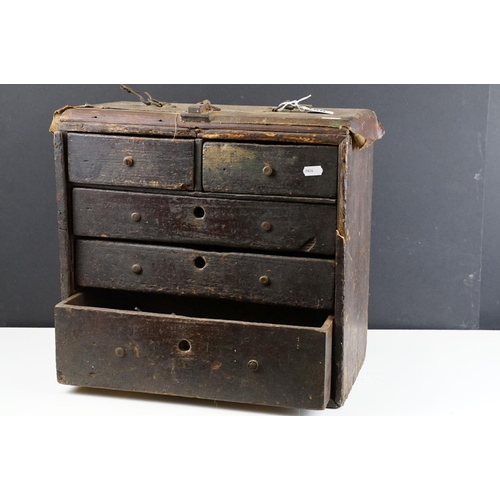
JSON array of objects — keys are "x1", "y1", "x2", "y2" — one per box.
[
  {"x1": 72, "y1": 188, "x2": 336, "y2": 255},
  {"x1": 203, "y1": 143, "x2": 338, "y2": 198},
  {"x1": 55, "y1": 291, "x2": 333, "y2": 410},
  {"x1": 67, "y1": 133, "x2": 194, "y2": 190},
  {"x1": 75, "y1": 239, "x2": 335, "y2": 309}
]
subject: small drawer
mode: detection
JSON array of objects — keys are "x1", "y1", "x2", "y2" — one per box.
[
  {"x1": 72, "y1": 188, "x2": 337, "y2": 256},
  {"x1": 55, "y1": 290, "x2": 332, "y2": 410},
  {"x1": 203, "y1": 143, "x2": 338, "y2": 198},
  {"x1": 67, "y1": 133, "x2": 194, "y2": 190},
  {"x1": 75, "y1": 239, "x2": 335, "y2": 309}
]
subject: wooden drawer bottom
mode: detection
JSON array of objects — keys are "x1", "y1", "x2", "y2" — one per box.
[{"x1": 55, "y1": 290, "x2": 332, "y2": 410}]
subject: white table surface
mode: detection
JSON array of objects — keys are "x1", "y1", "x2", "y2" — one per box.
[
  {"x1": 3, "y1": 327, "x2": 499, "y2": 500},
  {"x1": 1, "y1": 327, "x2": 499, "y2": 416}
]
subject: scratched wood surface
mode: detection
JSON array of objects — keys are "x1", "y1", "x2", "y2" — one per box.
[
  {"x1": 67, "y1": 133, "x2": 195, "y2": 190},
  {"x1": 203, "y1": 142, "x2": 338, "y2": 198},
  {"x1": 53, "y1": 101, "x2": 382, "y2": 410},
  {"x1": 55, "y1": 292, "x2": 332, "y2": 410},
  {"x1": 72, "y1": 188, "x2": 337, "y2": 255},
  {"x1": 54, "y1": 103, "x2": 384, "y2": 147},
  {"x1": 75, "y1": 239, "x2": 335, "y2": 309},
  {"x1": 330, "y1": 139, "x2": 373, "y2": 408},
  {"x1": 53, "y1": 131, "x2": 74, "y2": 299}
]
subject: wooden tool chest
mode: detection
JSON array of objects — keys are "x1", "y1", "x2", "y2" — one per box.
[{"x1": 50, "y1": 96, "x2": 384, "y2": 410}]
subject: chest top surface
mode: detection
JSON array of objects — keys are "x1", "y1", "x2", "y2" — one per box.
[{"x1": 50, "y1": 100, "x2": 384, "y2": 149}]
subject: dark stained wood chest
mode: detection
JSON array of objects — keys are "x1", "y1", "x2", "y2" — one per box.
[{"x1": 50, "y1": 97, "x2": 384, "y2": 410}]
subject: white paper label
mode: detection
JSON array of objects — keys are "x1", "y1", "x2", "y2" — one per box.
[{"x1": 303, "y1": 166, "x2": 323, "y2": 177}]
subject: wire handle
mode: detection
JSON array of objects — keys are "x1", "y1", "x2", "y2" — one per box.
[
  {"x1": 273, "y1": 95, "x2": 334, "y2": 115},
  {"x1": 120, "y1": 84, "x2": 164, "y2": 107}
]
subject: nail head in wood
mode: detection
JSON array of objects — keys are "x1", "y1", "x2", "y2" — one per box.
[
  {"x1": 248, "y1": 360, "x2": 259, "y2": 371},
  {"x1": 262, "y1": 165, "x2": 273, "y2": 176},
  {"x1": 123, "y1": 156, "x2": 134, "y2": 167},
  {"x1": 261, "y1": 221, "x2": 272, "y2": 232},
  {"x1": 259, "y1": 275, "x2": 270, "y2": 286}
]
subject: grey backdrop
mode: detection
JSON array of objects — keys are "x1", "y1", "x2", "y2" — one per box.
[{"x1": 1, "y1": 84, "x2": 498, "y2": 329}]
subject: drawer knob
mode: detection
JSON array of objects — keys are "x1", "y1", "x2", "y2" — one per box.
[
  {"x1": 131, "y1": 212, "x2": 141, "y2": 222},
  {"x1": 247, "y1": 359, "x2": 259, "y2": 372},
  {"x1": 132, "y1": 264, "x2": 142, "y2": 274},
  {"x1": 261, "y1": 221, "x2": 272, "y2": 232},
  {"x1": 262, "y1": 165, "x2": 273, "y2": 176},
  {"x1": 259, "y1": 275, "x2": 270, "y2": 286},
  {"x1": 123, "y1": 156, "x2": 134, "y2": 167},
  {"x1": 115, "y1": 347, "x2": 125, "y2": 358}
]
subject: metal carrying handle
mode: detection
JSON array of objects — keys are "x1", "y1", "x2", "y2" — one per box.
[
  {"x1": 273, "y1": 95, "x2": 335, "y2": 115},
  {"x1": 273, "y1": 95, "x2": 312, "y2": 112},
  {"x1": 120, "y1": 84, "x2": 164, "y2": 107}
]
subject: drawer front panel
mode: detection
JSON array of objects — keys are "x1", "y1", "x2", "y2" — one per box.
[
  {"x1": 75, "y1": 239, "x2": 335, "y2": 309},
  {"x1": 55, "y1": 295, "x2": 332, "y2": 410},
  {"x1": 67, "y1": 133, "x2": 194, "y2": 190},
  {"x1": 73, "y1": 188, "x2": 336, "y2": 255},
  {"x1": 203, "y1": 143, "x2": 337, "y2": 198}
]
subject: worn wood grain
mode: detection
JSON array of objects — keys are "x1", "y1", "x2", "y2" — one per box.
[
  {"x1": 75, "y1": 239, "x2": 335, "y2": 309},
  {"x1": 194, "y1": 138, "x2": 203, "y2": 191},
  {"x1": 53, "y1": 131, "x2": 74, "y2": 299},
  {"x1": 72, "y1": 188, "x2": 337, "y2": 255},
  {"x1": 203, "y1": 142, "x2": 338, "y2": 198},
  {"x1": 330, "y1": 138, "x2": 373, "y2": 408},
  {"x1": 71, "y1": 184, "x2": 336, "y2": 205},
  {"x1": 198, "y1": 130, "x2": 345, "y2": 146},
  {"x1": 67, "y1": 133, "x2": 194, "y2": 190},
  {"x1": 57, "y1": 118, "x2": 345, "y2": 145},
  {"x1": 67, "y1": 288, "x2": 331, "y2": 327},
  {"x1": 55, "y1": 292, "x2": 332, "y2": 410},
  {"x1": 54, "y1": 104, "x2": 384, "y2": 147},
  {"x1": 53, "y1": 101, "x2": 382, "y2": 410}
]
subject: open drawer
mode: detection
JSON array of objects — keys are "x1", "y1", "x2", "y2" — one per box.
[{"x1": 55, "y1": 290, "x2": 333, "y2": 410}]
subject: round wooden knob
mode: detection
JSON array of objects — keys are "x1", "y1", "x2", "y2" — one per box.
[{"x1": 123, "y1": 156, "x2": 134, "y2": 167}]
